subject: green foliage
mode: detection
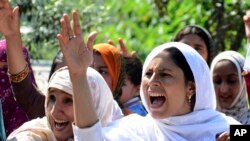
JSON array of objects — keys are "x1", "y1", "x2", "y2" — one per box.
[{"x1": 7, "y1": 0, "x2": 250, "y2": 61}]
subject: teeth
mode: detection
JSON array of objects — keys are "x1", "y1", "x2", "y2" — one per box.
[
  {"x1": 55, "y1": 119, "x2": 67, "y2": 123},
  {"x1": 149, "y1": 93, "x2": 164, "y2": 97}
]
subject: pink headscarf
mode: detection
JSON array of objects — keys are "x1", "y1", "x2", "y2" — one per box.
[{"x1": 0, "y1": 39, "x2": 36, "y2": 136}]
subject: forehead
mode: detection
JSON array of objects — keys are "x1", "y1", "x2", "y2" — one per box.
[
  {"x1": 93, "y1": 53, "x2": 106, "y2": 67},
  {"x1": 213, "y1": 60, "x2": 237, "y2": 73},
  {"x1": 146, "y1": 51, "x2": 177, "y2": 70},
  {"x1": 48, "y1": 87, "x2": 71, "y2": 96},
  {"x1": 179, "y1": 34, "x2": 206, "y2": 45}
]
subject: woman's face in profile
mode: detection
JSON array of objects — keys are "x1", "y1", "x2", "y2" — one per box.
[
  {"x1": 212, "y1": 60, "x2": 241, "y2": 108},
  {"x1": 141, "y1": 51, "x2": 192, "y2": 119},
  {"x1": 91, "y1": 53, "x2": 113, "y2": 92},
  {"x1": 178, "y1": 34, "x2": 208, "y2": 62}
]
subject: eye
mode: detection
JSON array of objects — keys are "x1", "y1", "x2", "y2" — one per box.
[
  {"x1": 99, "y1": 70, "x2": 108, "y2": 75},
  {"x1": 145, "y1": 71, "x2": 153, "y2": 78},
  {"x1": 159, "y1": 72, "x2": 171, "y2": 77},
  {"x1": 48, "y1": 95, "x2": 56, "y2": 103},
  {"x1": 227, "y1": 79, "x2": 237, "y2": 84},
  {"x1": 213, "y1": 79, "x2": 222, "y2": 85},
  {"x1": 63, "y1": 97, "x2": 73, "y2": 105}
]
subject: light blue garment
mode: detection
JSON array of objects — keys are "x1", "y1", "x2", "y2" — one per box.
[
  {"x1": 124, "y1": 97, "x2": 147, "y2": 116},
  {"x1": 0, "y1": 100, "x2": 6, "y2": 141}
]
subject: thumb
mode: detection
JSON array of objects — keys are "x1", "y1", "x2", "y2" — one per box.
[
  {"x1": 86, "y1": 31, "x2": 98, "y2": 51},
  {"x1": 12, "y1": 6, "x2": 20, "y2": 28}
]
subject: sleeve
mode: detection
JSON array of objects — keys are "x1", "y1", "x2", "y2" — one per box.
[
  {"x1": 73, "y1": 121, "x2": 104, "y2": 141},
  {"x1": 11, "y1": 72, "x2": 46, "y2": 119},
  {"x1": 7, "y1": 131, "x2": 43, "y2": 141}
]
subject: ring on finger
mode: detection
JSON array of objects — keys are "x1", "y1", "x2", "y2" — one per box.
[{"x1": 69, "y1": 36, "x2": 75, "y2": 40}]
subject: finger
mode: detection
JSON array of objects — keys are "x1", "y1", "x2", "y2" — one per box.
[
  {"x1": 86, "y1": 31, "x2": 98, "y2": 52},
  {"x1": 57, "y1": 34, "x2": 66, "y2": 52},
  {"x1": 3, "y1": 0, "x2": 11, "y2": 9},
  {"x1": 118, "y1": 38, "x2": 129, "y2": 56},
  {"x1": 108, "y1": 40, "x2": 116, "y2": 47},
  {"x1": 59, "y1": 18, "x2": 68, "y2": 44},
  {"x1": 72, "y1": 10, "x2": 82, "y2": 37},
  {"x1": 12, "y1": 6, "x2": 20, "y2": 28},
  {"x1": 64, "y1": 13, "x2": 74, "y2": 37},
  {"x1": 60, "y1": 18, "x2": 67, "y2": 37},
  {"x1": 131, "y1": 51, "x2": 137, "y2": 58}
]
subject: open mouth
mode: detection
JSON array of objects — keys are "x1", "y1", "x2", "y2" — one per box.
[
  {"x1": 219, "y1": 95, "x2": 232, "y2": 102},
  {"x1": 149, "y1": 93, "x2": 166, "y2": 108},
  {"x1": 54, "y1": 119, "x2": 69, "y2": 130}
]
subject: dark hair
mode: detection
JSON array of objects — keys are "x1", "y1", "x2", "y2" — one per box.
[
  {"x1": 165, "y1": 47, "x2": 196, "y2": 111},
  {"x1": 48, "y1": 50, "x2": 65, "y2": 80},
  {"x1": 173, "y1": 25, "x2": 215, "y2": 66},
  {"x1": 113, "y1": 57, "x2": 125, "y2": 108},
  {"x1": 124, "y1": 57, "x2": 143, "y2": 87}
]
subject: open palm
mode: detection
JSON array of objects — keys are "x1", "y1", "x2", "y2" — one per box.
[
  {"x1": 57, "y1": 11, "x2": 97, "y2": 75},
  {"x1": 0, "y1": 0, "x2": 20, "y2": 37}
]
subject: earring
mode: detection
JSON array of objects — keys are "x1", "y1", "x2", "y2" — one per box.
[{"x1": 188, "y1": 95, "x2": 192, "y2": 103}]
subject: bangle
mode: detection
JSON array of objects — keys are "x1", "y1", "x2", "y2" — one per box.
[{"x1": 9, "y1": 64, "x2": 29, "y2": 83}]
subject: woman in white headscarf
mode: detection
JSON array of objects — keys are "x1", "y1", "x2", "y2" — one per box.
[
  {"x1": 210, "y1": 51, "x2": 250, "y2": 124},
  {"x1": 6, "y1": 10, "x2": 120, "y2": 141},
  {"x1": 69, "y1": 39, "x2": 239, "y2": 140},
  {"x1": 7, "y1": 66, "x2": 115, "y2": 141}
]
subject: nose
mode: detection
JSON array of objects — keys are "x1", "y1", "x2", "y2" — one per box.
[
  {"x1": 219, "y1": 81, "x2": 229, "y2": 94},
  {"x1": 51, "y1": 101, "x2": 63, "y2": 116},
  {"x1": 148, "y1": 73, "x2": 160, "y2": 87}
]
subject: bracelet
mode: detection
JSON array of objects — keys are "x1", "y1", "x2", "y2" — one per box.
[{"x1": 9, "y1": 64, "x2": 29, "y2": 83}]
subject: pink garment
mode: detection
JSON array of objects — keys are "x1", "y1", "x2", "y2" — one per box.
[
  {"x1": 0, "y1": 39, "x2": 36, "y2": 136},
  {"x1": 244, "y1": 73, "x2": 250, "y2": 100}
]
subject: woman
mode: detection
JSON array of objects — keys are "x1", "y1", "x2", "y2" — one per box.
[
  {"x1": 210, "y1": 50, "x2": 250, "y2": 124},
  {"x1": 0, "y1": 0, "x2": 124, "y2": 123},
  {"x1": 7, "y1": 66, "x2": 114, "y2": 140},
  {"x1": 91, "y1": 43, "x2": 125, "y2": 107},
  {"x1": 0, "y1": 39, "x2": 36, "y2": 136},
  {"x1": 173, "y1": 25, "x2": 215, "y2": 66},
  {"x1": 70, "y1": 41, "x2": 238, "y2": 140}
]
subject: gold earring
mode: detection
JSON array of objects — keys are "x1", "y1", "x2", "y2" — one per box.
[{"x1": 188, "y1": 95, "x2": 192, "y2": 103}]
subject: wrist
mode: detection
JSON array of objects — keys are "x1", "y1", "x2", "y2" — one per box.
[{"x1": 5, "y1": 32, "x2": 22, "y2": 42}]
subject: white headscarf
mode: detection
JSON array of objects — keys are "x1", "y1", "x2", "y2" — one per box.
[
  {"x1": 140, "y1": 42, "x2": 232, "y2": 140},
  {"x1": 97, "y1": 42, "x2": 236, "y2": 141},
  {"x1": 210, "y1": 51, "x2": 250, "y2": 124},
  {"x1": 7, "y1": 67, "x2": 114, "y2": 140}
]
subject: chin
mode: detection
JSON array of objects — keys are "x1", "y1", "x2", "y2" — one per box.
[{"x1": 150, "y1": 112, "x2": 167, "y2": 119}]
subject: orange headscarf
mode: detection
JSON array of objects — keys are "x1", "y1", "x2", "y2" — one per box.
[{"x1": 93, "y1": 43, "x2": 122, "y2": 93}]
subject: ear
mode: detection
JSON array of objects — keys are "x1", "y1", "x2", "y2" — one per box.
[{"x1": 186, "y1": 81, "x2": 195, "y2": 97}]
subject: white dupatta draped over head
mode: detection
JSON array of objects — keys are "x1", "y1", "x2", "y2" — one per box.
[
  {"x1": 7, "y1": 67, "x2": 114, "y2": 140},
  {"x1": 210, "y1": 51, "x2": 250, "y2": 124},
  {"x1": 139, "y1": 42, "x2": 232, "y2": 141}
]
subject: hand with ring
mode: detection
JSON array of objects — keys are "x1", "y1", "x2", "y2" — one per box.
[{"x1": 57, "y1": 11, "x2": 98, "y2": 75}]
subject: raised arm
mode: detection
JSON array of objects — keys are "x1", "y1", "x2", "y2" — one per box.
[
  {"x1": 244, "y1": 10, "x2": 250, "y2": 43},
  {"x1": 57, "y1": 11, "x2": 98, "y2": 128},
  {"x1": 0, "y1": 0, "x2": 45, "y2": 119},
  {"x1": 108, "y1": 38, "x2": 137, "y2": 58},
  {"x1": 0, "y1": 0, "x2": 26, "y2": 72}
]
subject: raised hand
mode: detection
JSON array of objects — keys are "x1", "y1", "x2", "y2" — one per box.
[
  {"x1": 108, "y1": 38, "x2": 137, "y2": 58},
  {"x1": 243, "y1": 10, "x2": 250, "y2": 42},
  {"x1": 0, "y1": 0, "x2": 20, "y2": 38},
  {"x1": 57, "y1": 11, "x2": 97, "y2": 75}
]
